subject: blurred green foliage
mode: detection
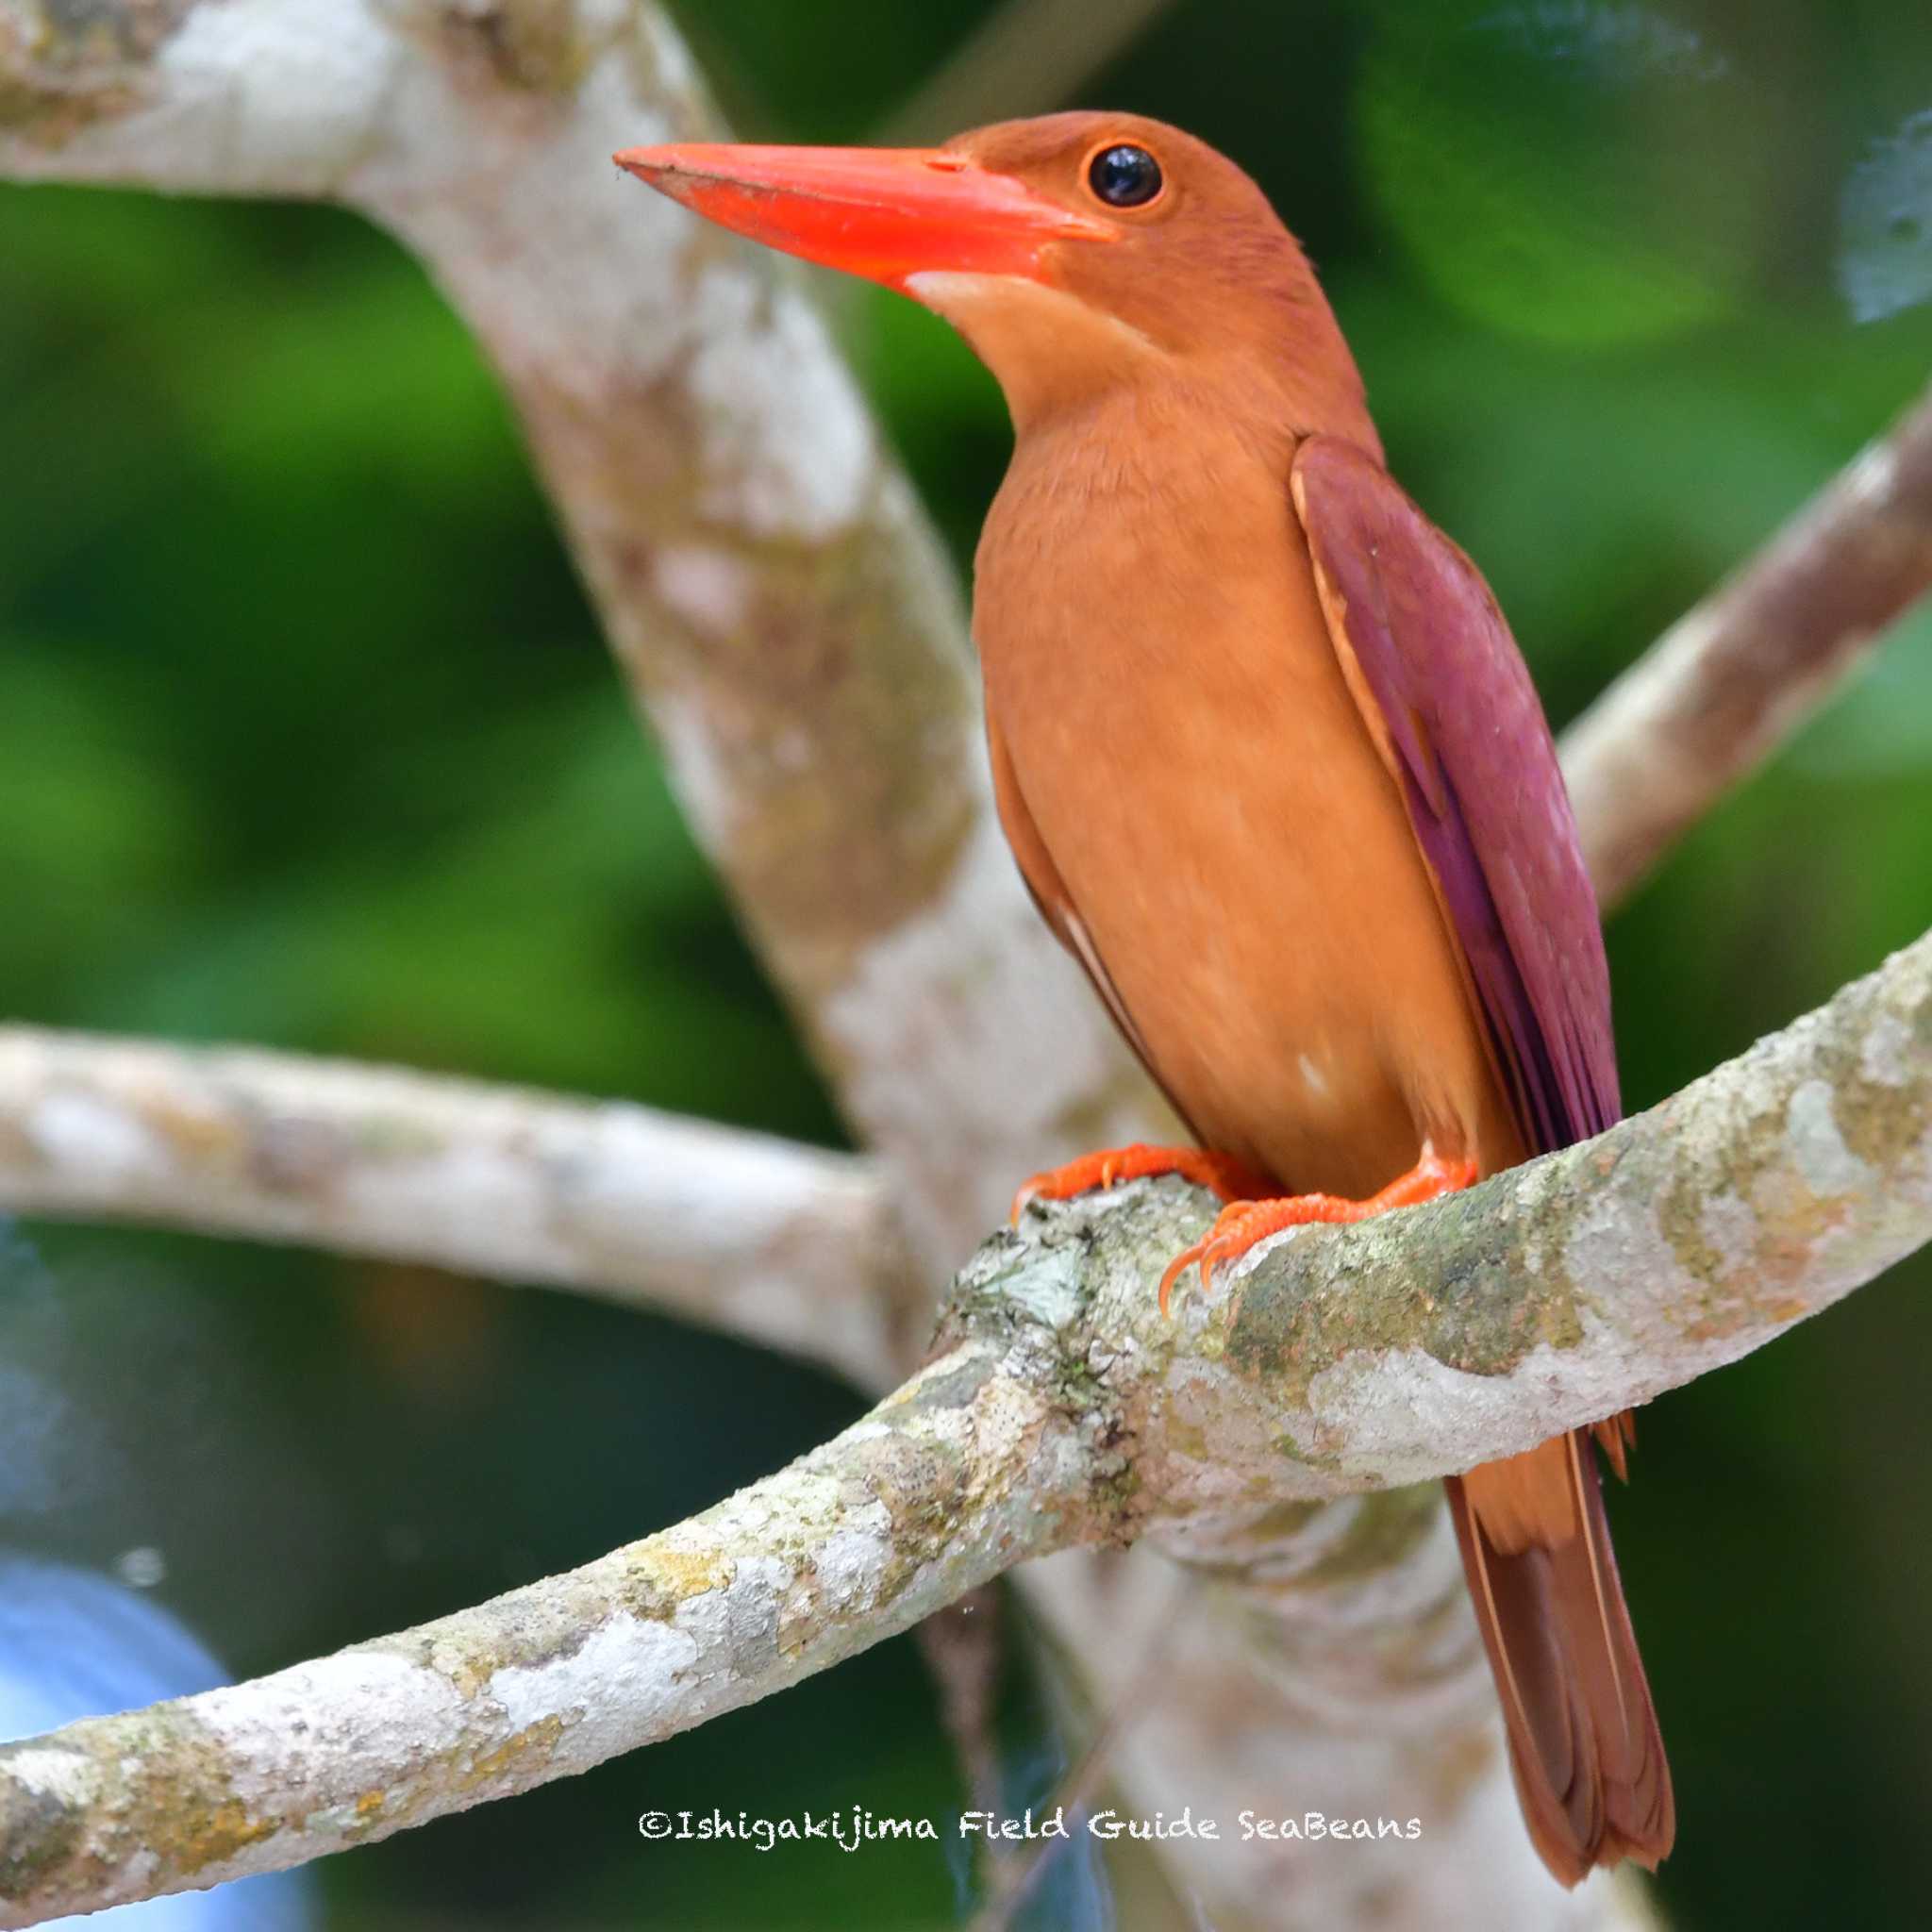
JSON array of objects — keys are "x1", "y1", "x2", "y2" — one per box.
[{"x1": 4, "y1": 2, "x2": 1932, "y2": 1926}]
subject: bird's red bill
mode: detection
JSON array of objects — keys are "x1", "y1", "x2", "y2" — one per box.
[{"x1": 614, "y1": 142, "x2": 1111, "y2": 291}]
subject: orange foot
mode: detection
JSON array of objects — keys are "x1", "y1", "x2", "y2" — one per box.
[
  {"x1": 1157, "y1": 1147, "x2": 1479, "y2": 1316},
  {"x1": 1010, "y1": 1143, "x2": 1273, "y2": 1224}
]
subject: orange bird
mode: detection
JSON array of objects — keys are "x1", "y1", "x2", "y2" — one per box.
[{"x1": 619, "y1": 113, "x2": 1674, "y2": 1886}]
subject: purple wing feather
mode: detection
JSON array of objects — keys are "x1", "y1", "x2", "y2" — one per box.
[{"x1": 1290, "y1": 436, "x2": 1618, "y2": 1153}]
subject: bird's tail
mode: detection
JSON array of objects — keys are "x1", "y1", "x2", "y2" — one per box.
[{"x1": 1444, "y1": 1426, "x2": 1674, "y2": 1887}]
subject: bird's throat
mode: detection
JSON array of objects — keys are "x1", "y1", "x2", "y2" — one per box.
[{"x1": 905, "y1": 271, "x2": 1166, "y2": 434}]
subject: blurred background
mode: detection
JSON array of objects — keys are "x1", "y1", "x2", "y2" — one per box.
[{"x1": 3, "y1": 1, "x2": 1930, "y2": 1925}]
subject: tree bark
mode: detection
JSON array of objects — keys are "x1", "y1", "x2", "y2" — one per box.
[
  {"x1": 1562, "y1": 378, "x2": 1932, "y2": 904},
  {"x1": 0, "y1": 1025, "x2": 914, "y2": 1391}
]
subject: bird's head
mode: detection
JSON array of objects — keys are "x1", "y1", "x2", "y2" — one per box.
[{"x1": 618, "y1": 112, "x2": 1363, "y2": 436}]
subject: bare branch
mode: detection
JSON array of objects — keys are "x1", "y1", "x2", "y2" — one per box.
[
  {"x1": 3, "y1": 924, "x2": 1924, "y2": 1923},
  {"x1": 0, "y1": 1026, "x2": 912, "y2": 1390},
  {"x1": 873, "y1": 0, "x2": 1181, "y2": 147},
  {"x1": 1561, "y1": 379, "x2": 1932, "y2": 904},
  {"x1": 0, "y1": 1332, "x2": 1096, "y2": 1927}
]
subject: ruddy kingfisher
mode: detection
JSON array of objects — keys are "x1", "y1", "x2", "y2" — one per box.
[{"x1": 618, "y1": 112, "x2": 1673, "y2": 1886}]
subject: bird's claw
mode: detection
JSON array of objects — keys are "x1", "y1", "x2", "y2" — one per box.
[
  {"x1": 1156, "y1": 1147, "x2": 1479, "y2": 1316},
  {"x1": 1010, "y1": 1143, "x2": 1266, "y2": 1224},
  {"x1": 1158, "y1": 1199, "x2": 1304, "y2": 1315}
]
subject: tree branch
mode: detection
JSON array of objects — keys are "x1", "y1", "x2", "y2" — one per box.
[
  {"x1": 4, "y1": 925, "x2": 1925, "y2": 1922},
  {"x1": 0, "y1": 1329, "x2": 1097, "y2": 1927},
  {"x1": 953, "y1": 925, "x2": 1932, "y2": 1509},
  {"x1": 0, "y1": 1026, "x2": 913, "y2": 1391},
  {"x1": 1560, "y1": 377, "x2": 1932, "y2": 904},
  {"x1": 872, "y1": 0, "x2": 1182, "y2": 146}
]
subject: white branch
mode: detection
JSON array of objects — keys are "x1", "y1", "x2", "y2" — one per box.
[
  {"x1": 3, "y1": 925, "x2": 1925, "y2": 1922},
  {"x1": 0, "y1": 1330, "x2": 1096, "y2": 1927},
  {"x1": 0, "y1": 1026, "x2": 910, "y2": 1391}
]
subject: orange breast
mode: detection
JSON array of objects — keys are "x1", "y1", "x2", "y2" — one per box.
[{"x1": 974, "y1": 406, "x2": 1518, "y2": 1195}]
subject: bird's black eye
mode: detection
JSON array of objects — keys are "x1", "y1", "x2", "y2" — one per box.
[{"x1": 1088, "y1": 144, "x2": 1163, "y2": 208}]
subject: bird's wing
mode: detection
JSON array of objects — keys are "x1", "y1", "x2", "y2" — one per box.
[
  {"x1": 1290, "y1": 435, "x2": 1618, "y2": 1152},
  {"x1": 1292, "y1": 443, "x2": 1665, "y2": 1886}
]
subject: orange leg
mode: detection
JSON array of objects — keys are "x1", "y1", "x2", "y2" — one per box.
[
  {"x1": 1157, "y1": 1146, "x2": 1478, "y2": 1316},
  {"x1": 1010, "y1": 1143, "x2": 1274, "y2": 1224}
]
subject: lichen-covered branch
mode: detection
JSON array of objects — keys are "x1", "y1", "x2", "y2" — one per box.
[
  {"x1": 1561, "y1": 377, "x2": 1932, "y2": 904},
  {"x1": 948, "y1": 925, "x2": 1932, "y2": 1517},
  {"x1": 0, "y1": 1333, "x2": 1098, "y2": 1927},
  {"x1": 0, "y1": 1026, "x2": 912, "y2": 1391},
  {"x1": 4, "y1": 926, "x2": 1925, "y2": 1924}
]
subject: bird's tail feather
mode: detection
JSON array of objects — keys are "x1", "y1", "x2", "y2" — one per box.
[{"x1": 1445, "y1": 1428, "x2": 1674, "y2": 1886}]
